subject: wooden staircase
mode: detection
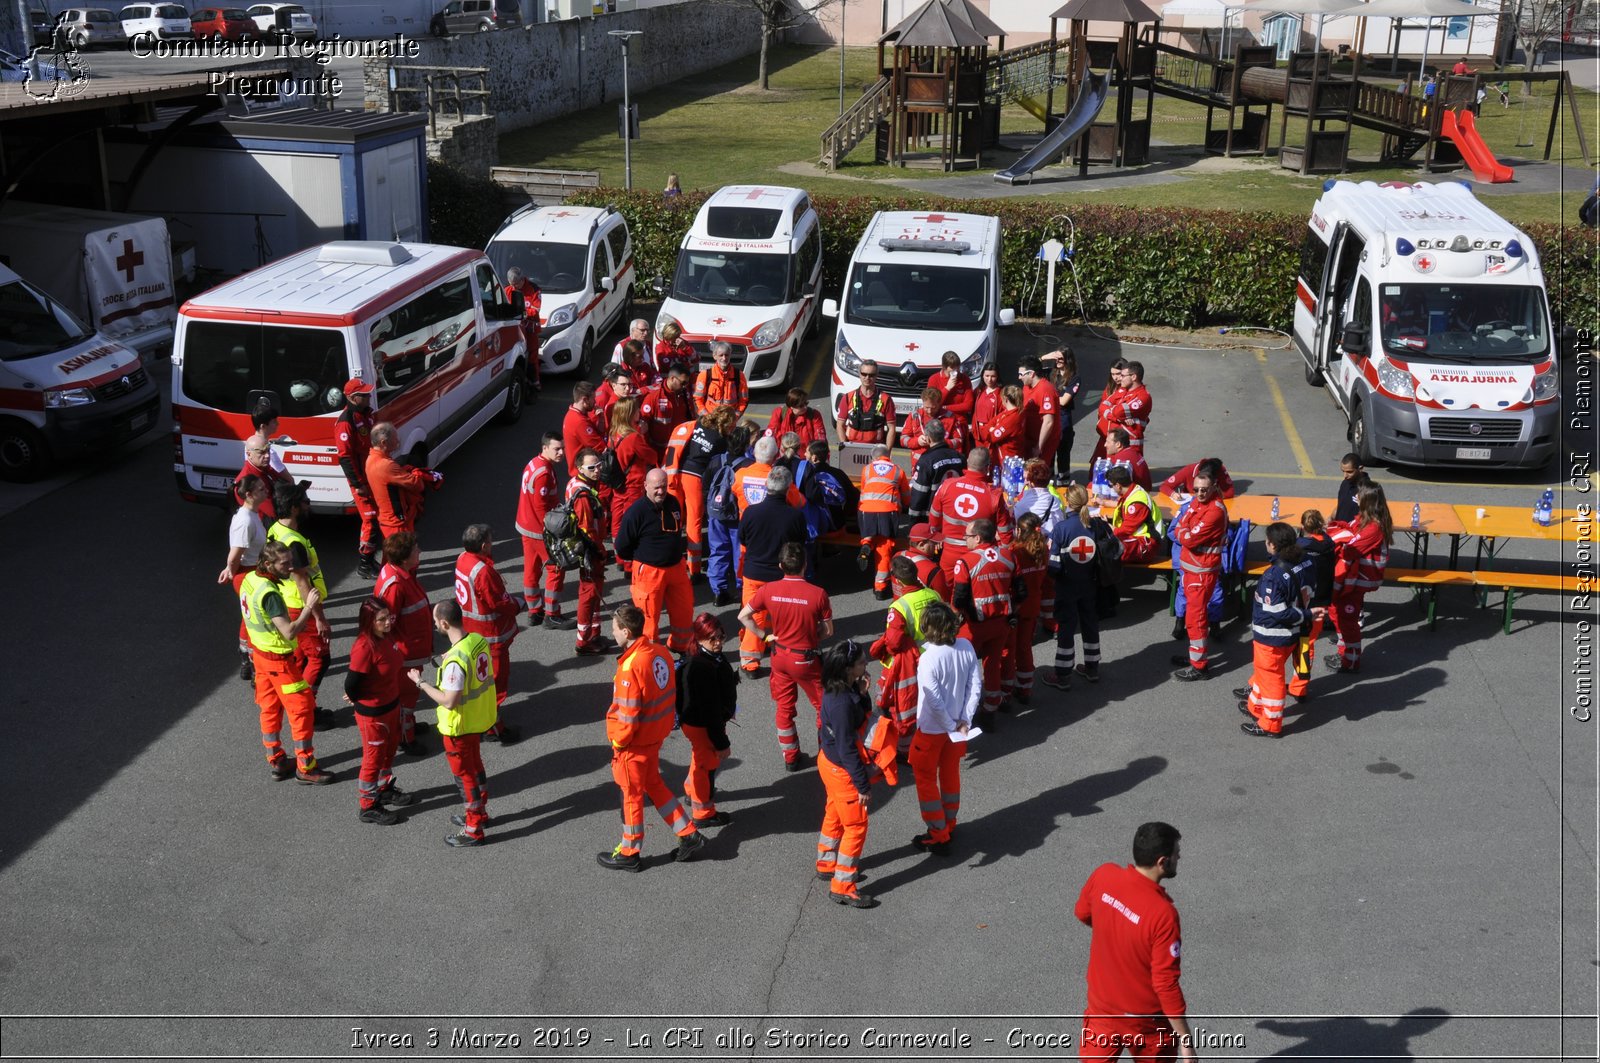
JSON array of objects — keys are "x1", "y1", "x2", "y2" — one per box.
[{"x1": 819, "y1": 77, "x2": 892, "y2": 170}]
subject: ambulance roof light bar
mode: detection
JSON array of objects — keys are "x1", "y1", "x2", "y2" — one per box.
[{"x1": 879, "y1": 239, "x2": 972, "y2": 254}]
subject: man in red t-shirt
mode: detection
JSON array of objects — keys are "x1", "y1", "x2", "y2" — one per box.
[
  {"x1": 739, "y1": 543, "x2": 834, "y2": 772},
  {"x1": 1018, "y1": 354, "x2": 1061, "y2": 467},
  {"x1": 563, "y1": 381, "x2": 606, "y2": 473},
  {"x1": 1075, "y1": 821, "x2": 1196, "y2": 1062},
  {"x1": 453, "y1": 523, "x2": 521, "y2": 744},
  {"x1": 515, "y1": 431, "x2": 574, "y2": 630}
]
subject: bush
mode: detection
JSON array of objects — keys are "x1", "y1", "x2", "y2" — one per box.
[{"x1": 426, "y1": 161, "x2": 506, "y2": 251}]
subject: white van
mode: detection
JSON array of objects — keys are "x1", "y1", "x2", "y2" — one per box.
[
  {"x1": 172, "y1": 241, "x2": 528, "y2": 513},
  {"x1": 655, "y1": 185, "x2": 823, "y2": 390},
  {"x1": 1295, "y1": 180, "x2": 1559, "y2": 469},
  {"x1": 824, "y1": 210, "x2": 1014, "y2": 411},
  {"x1": 0, "y1": 263, "x2": 161, "y2": 481},
  {"x1": 485, "y1": 204, "x2": 634, "y2": 379}
]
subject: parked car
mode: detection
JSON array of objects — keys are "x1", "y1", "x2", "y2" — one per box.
[
  {"x1": 189, "y1": 6, "x2": 256, "y2": 39},
  {"x1": 54, "y1": 8, "x2": 128, "y2": 48},
  {"x1": 30, "y1": 9, "x2": 55, "y2": 45},
  {"x1": 244, "y1": 1, "x2": 314, "y2": 40},
  {"x1": 120, "y1": 3, "x2": 193, "y2": 41},
  {"x1": 429, "y1": 0, "x2": 521, "y2": 35},
  {"x1": 0, "y1": 49, "x2": 27, "y2": 82}
]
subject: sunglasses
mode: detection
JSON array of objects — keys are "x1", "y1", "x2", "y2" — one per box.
[{"x1": 859, "y1": 373, "x2": 877, "y2": 380}]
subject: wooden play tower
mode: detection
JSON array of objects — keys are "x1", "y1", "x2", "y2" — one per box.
[
  {"x1": 877, "y1": 0, "x2": 1006, "y2": 170},
  {"x1": 1043, "y1": 0, "x2": 1161, "y2": 168}
]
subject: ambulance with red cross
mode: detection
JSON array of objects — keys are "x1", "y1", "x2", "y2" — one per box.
[
  {"x1": 1295, "y1": 180, "x2": 1558, "y2": 470},
  {"x1": 824, "y1": 209, "x2": 1015, "y2": 416},
  {"x1": 655, "y1": 185, "x2": 823, "y2": 390}
]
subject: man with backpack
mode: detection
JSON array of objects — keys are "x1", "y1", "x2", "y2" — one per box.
[
  {"x1": 1042, "y1": 484, "x2": 1106, "y2": 691},
  {"x1": 516, "y1": 431, "x2": 575, "y2": 631},
  {"x1": 555, "y1": 448, "x2": 612, "y2": 656}
]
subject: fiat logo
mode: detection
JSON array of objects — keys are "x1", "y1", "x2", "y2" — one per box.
[
  {"x1": 899, "y1": 361, "x2": 920, "y2": 389},
  {"x1": 1469, "y1": 423, "x2": 1483, "y2": 436}
]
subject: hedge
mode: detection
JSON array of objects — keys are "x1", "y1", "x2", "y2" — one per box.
[{"x1": 427, "y1": 164, "x2": 1598, "y2": 335}]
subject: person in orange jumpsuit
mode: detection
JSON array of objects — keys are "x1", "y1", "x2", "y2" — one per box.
[
  {"x1": 453, "y1": 522, "x2": 521, "y2": 744},
  {"x1": 693, "y1": 341, "x2": 749, "y2": 416},
  {"x1": 1010, "y1": 511, "x2": 1050, "y2": 705},
  {"x1": 1169, "y1": 471, "x2": 1228, "y2": 682},
  {"x1": 365, "y1": 422, "x2": 439, "y2": 538},
  {"x1": 239, "y1": 541, "x2": 331, "y2": 785},
  {"x1": 678, "y1": 613, "x2": 736, "y2": 828},
  {"x1": 503, "y1": 266, "x2": 542, "y2": 391},
  {"x1": 950, "y1": 517, "x2": 1019, "y2": 726},
  {"x1": 732, "y1": 437, "x2": 804, "y2": 673},
  {"x1": 1287, "y1": 509, "x2": 1335, "y2": 701},
  {"x1": 615, "y1": 470, "x2": 695, "y2": 654},
  {"x1": 856, "y1": 444, "x2": 910, "y2": 600},
  {"x1": 871, "y1": 555, "x2": 941, "y2": 750},
  {"x1": 815, "y1": 639, "x2": 879, "y2": 908},
  {"x1": 740, "y1": 542, "x2": 834, "y2": 771},
  {"x1": 596, "y1": 605, "x2": 708, "y2": 871},
  {"x1": 928, "y1": 447, "x2": 1012, "y2": 591},
  {"x1": 1327, "y1": 484, "x2": 1393, "y2": 674},
  {"x1": 1236, "y1": 522, "x2": 1322, "y2": 738},
  {"x1": 834, "y1": 360, "x2": 897, "y2": 447},
  {"x1": 908, "y1": 601, "x2": 980, "y2": 856}
]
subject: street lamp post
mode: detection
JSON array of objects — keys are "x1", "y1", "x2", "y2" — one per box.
[{"x1": 608, "y1": 29, "x2": 643, "y2": 191}]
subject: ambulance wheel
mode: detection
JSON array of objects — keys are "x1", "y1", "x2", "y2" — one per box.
[
  {"x1": 1349, "y1": 399, "x2": 1377, "y2": 466},
  {"x1": 574, "y1": 333, "x2": 594, "y2": 378},
  {"x1": 0, "y1": 420, "x2": 51, "y2": 482},
  {"x1": 497, "y1": 363, "x2": 525, "y2": 425},
  {"x1": 776, "y1": 347, "x2": 795, "y2": 390},
  {"x1": 621, "y1": 285, "x2": 634, "y2": 325},
  {"x1": 1304, "y1": 359, "x2": 1324, "y2": 387}
]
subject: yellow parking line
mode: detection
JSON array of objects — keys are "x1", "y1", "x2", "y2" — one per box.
[{"x1": 1256, "y1": 349, "x2": 1315, "y2": 477}]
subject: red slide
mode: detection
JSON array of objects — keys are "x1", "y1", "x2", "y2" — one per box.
[{"x1": 1441, "y1": 109, "x2": 1514, "y2": 184}]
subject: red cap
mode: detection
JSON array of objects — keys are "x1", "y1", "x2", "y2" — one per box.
[
  {"x1": 909, "y1": 522, "x2": 933, "y2": 541},
  {"x1": 343, "y1": 378, "x2": 374, "y2": 398}
]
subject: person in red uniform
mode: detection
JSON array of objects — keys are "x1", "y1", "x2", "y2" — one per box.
[
  {"x1": 693, "y1": 341, "x2": 749, "y2": 416},
  {"x1": 563, "y1": 382, "x2": 606, "y2": 472},
  {"x1": 1104, "y1": 360, "x2": 1152, "y2": 454},
  {"x1": 453, "y1": 523, "x2": 521, "y2": 742},
  {"x1": 1170, "y1": 471, "x2": 1228, "y2": 681},
  {"x1": 928, "y1": 448, "x2": 1013, "y2": 589},
  {"x1": 567, "y1": 449, "x2": 612, "y2": 656},
  {"x1": 932, "y1": 350, "x2": 975, "y2": 422},
  {"x1": 1091, "y1": 362, "x2": 1129, "y2": 463},
  {"x1": 615, "y1": 469, "x2": 695, "y2": 654},
  {"x1": 765, "y1": 387, "x2": 829, "y2": 447},
  {"x1": 596, "y1": 604, "x2": 708, "y2": 871},
  {"x1": 856, "y1": 444, "x2": 910, "y2": 600},
  {"x1": 607, "y1": 398, "x2": 658, "y2": 567},
  {"x1": 612, "y1": 338, "x2": 659, "y2": 393},
  {"x1": 374, "y1": 530, "x2": 432, "y2": 756},
  {"x1": 1010, "y1": 512, "x2": 1049, "y2": 704},
  {"x1": 366, "y1": 422, "x2": 439, "y2": 539},
  {"x1": 1107, "y1": 467, "x2": 1165, "y2": 565},
  {"x1": 334, "y1": 378, "x2": 381, "y2": 578},
  {"x1": 984, "y1": 386, "x2": 1027, "y2": 466},
  {"x1": 503, "y1": 266, "x2": 542, "y2": 391},
  {"x1": 1075, "y1": 822, "x2": 1196, "y2": 1062},
  {"x1": 653, "y1": 321, "x2": 696, "y2": 377},
  {"x1": 595, "y1": 366, "x2": 637, "y2": 433},
  {"x1": 950, "y1": 517, "x2": 1020, "y2": 725},
  {"x1": 740, "y1": 542, "x2": 834, "y2": 772},
  {"x1": 835, "y1": 361, "x2": 897, "y2": 448},
  {"x1": 895, "y1": 522, "x2": 949, "y2": 600},
  {"x1": 1327, "y1": 483, "x2": 1393, "y2": 674},
  {"x1": 1017, "y1": 354, "x2": 1061, "y2": 466},
  {"x1": 1104, "y1": 429, "x2": 1152, "y2": 490},
  {"x1": 237, "y1": 433, "x2": 289, "y2": 526},
  {"x1": 1159, "y1": 457, "x2": 1235, "y2": 500},
  {"x1": 638, "y1": 364, "x2": 695, "y2": 451},
  {"x1": 900, "y1": 387, "x2": 967, "y2": 465},
  {"x1": 971, "y1": 362, "x2": 1003, "y2": 442},
  {"x1": 342, "y1": 596, "x2": 419, "y2": 824},
  {"x1": 516, "y1": 431, "x2": 574, "y2": 630}
]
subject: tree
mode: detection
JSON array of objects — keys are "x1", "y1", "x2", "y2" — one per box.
[
  {"x1": 711, "y1": 0, "x2": 843, "y2": 89},
  {"x1": 1509, "y1": 0, "x2": 1595, "y2": 65}
]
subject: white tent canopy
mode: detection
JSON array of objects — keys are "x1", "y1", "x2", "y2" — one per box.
[
  {"x1": 1350, "y1": 0, "x2": 1494, "y2": 15},
  {"x1": 1239, "y1": 0, "x2": 1358, "y2": 48},
  {"x1": 1162, "y1": 0, "x2": 1230, "y2": 22}
]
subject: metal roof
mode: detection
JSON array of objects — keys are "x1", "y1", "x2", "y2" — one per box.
[
  {"x1": 1049, "y1": 0, "x2": 1162, "y2": 22},
  {"x1": 880, "y1": 0, "x2": 994, "y2": 46}
]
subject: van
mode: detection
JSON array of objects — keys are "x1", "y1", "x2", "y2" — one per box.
[
  {"x1": 172, "y1": 241, "x2": 528, "y2": 513},
  {"x1": 824, "y1": 210, "x2": 1015, "y2": 412},
  {"x1": 1295, "y1": 181, "x2": 1559, "y2": 469},
  {"x1": 655, "y1": 185, "x2": 823, "y2": 390},
  {"x1": 0, "y1": 262, "x2": 162, "y2": 481},
  {"x1": 485, "y1": 204, "x2": 633, "y2": 378}
]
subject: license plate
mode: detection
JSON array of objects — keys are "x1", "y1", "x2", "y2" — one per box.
[
  {"x1": 1455, "y1": 447, "x2": 1492, "y2": 461},
  {"x1": 201, "y1": 473, "x2": 234, "y2": 491}
]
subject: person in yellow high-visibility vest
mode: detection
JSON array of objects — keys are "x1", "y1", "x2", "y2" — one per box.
[
  {"x1": 267, "y1": 481, "x2": 336, "y2": 729},
  {"x1": 239, "y1": 541, "x2": 331, "y2": 785},
  {"x1": 410, "y1": 600, "x2": 497, "y2": 848}
]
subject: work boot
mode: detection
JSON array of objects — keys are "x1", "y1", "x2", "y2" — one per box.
[
  {"x1": 546, "y1": 615, "x2": 577, "y2": 631},
  {"x1": 873, "y1": 586, "x2": 892, "y2": 601},
  {"x1": 696, "y1": 811, "x2": 733, "y2": 827},
  {"x1": 268, "y1": 757, "x2": 295, "y2": 781},
  {"x1": 358, "y1": 805, "x2": 398, "y2": 826},
  {"x1": 831, "y1": 891, "x2": 879, "y2": 909},
  {"x1": 1172, "y1": 666, "x2": 1211, "y2": 682},
  {"x1": 451, "y1": 811, "x2": 495, "y2": 828},
  {"x1": 714, "y1": 588, "x2": 733, "y2": 607},
  {"x1": 484, "y1": 723, "x2": 521, "y2": 745},
  {"x1": 239, "y1": 652, "x2": 254, "y2": 683},
  {"x1": 1171, "y1": 618, "x2": 1186, "y2": 640},
  {"x1": 911, "y1": 833, "x2": 951, "y2": 857},
  {"x1": 1240, "y1": 722, "x2": 1281, "y2": 739},
  {"x1": 816, "y1": 869, "x2": 868, "y2": 883},
  {"x1": 444, "y1": 831, "x2": 483, "y2": 848},
  {"x1": 575, "y1": 641, "x2": 606, "y2": 657},
  {"x1": 674, "y1": 831, "x2": 707, "y2": 862},
  {"x1": 856, "y1": 545, "x2": 872, "y2": 572},
  {"x1": 296, "y1": 766, "x2": 334, "y2": 785},
  {"x1": 1169, "y1": 654, "x2": 1194, "y2": 668},
  {"x1": 1074, "y1": 663, "x2": 1100, "y2": 683},
  {"x1": 525, "y1": 612, "x2": 544, "y2": 628},
  {"x1": 1039, "y1": 669, "x2": 1070, "y2": 691},
  {"x1": 356, "y1": 554, "x2": 380, "y2": 581},
  {"x1": 1232, "y1": 687, "x2": 1251, "y2": 699},
  {"x1": 1014, "y1": 689, "x2": 1031, "y2": 705},
  {"x1": 597, "y1": 849, "x2": 642, "y2": 872},
  {"x1": 379, "y1": 784, "x2": 417, "y2": 807},
  {"x1": 1325, "y1": 654, "x2": 1358, "y2": 674},
  {"x1": 1238, "y1": 700, "x2": 1255, "y2": 718}
]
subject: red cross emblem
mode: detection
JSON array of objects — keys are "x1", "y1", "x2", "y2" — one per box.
[
  {"x1": 1415, "y1": 255, "x2": 1435, "y2": 273},
  {"x1": 914, "y1": 213, "x2": 956, "y2": 223},
  {"x1": 548, "y1": 210, "x2": 579, "y2": 218},
  {"x1": 475, "y1": 652, "x2": 492, "y2": 683},
  {"x1": 115, "y1": 239, "x2": 144, "y2": 283},
  {"x1": 710, "y1": 316, "x2": 727, "y2": 325},
  {"x1": 743, "y1": 188, "x2": 779, "y2": 200},
  {"x1": 905, "y1": 342, "x2": 919, "y2": 351},
  {"x1": 1067, "y1": 535, "x2": 1097, "y2": 563}
]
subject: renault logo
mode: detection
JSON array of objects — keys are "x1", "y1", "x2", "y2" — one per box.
[{"x1": 898, "y1": 361, "x2": 920, "y2": 390}]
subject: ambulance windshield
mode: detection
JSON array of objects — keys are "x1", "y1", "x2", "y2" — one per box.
[
  {"x1": 844, "y1": 263, "x2": 988, "y2": 331},
  {"x1": 669, "y1": 250, "x2": 790, "y2": 306},
  {"x1": 486, "y1": 241, "x2": 589, "y2": 295},
  {"x1": 1377, "y1": 283, "x2": 1548, "y2": 363},
  {"x1": 0, "y1": 276, "x2": 94, "y2": 362}
]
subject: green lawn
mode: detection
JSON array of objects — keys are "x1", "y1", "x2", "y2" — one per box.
[{"x1": 499, "y1": 45, "x2": 1597, "y2": 227}]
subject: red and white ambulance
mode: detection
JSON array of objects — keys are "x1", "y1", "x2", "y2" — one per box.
[
  {"x1": 171, "y1": 240, "x2": 528, "y2": 513},
  {"x1": 1295, "y1": 181, "x2": 1558, "y2": 469}
]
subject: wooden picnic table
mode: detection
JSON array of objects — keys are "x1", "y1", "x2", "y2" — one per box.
[
  {"x1": 1450, "y1": 504, "x2": 1594, "y2": 567},
  {"x1": 1157, "y1": 493, "x2": 1466, "y2": 568}
]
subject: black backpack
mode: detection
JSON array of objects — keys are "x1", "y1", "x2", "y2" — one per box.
[
  {"x1": 595, "y1": 447, "x2": 626, "y2": 490},
  {"x1": 543, "y1": 488, "x2": 597, "y2": 570},
  {"x1": 1088, "y1": 515, "x2": 1124, "y2": 585}
]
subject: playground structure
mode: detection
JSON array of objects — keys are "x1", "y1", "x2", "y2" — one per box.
[{"x1": 819, "y1": 0, "x2": 1592, "y2": 181}]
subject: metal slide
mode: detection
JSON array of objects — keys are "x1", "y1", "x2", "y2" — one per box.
[
  {"x1": 1440, "y1": 108, "x2": 1515, "y2": 184},
  {"x1": 994, "y1": 70, "x2": 1111, "y2": 185}
]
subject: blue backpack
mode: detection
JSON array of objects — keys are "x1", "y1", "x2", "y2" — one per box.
[
  {"x1": 794, "y1": 458, "x2": 847, "y2": 536},
  {"x1": 706, "y1": 453, "x2": 749, "y2": 525}
]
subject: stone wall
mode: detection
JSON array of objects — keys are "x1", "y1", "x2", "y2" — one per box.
[
  {"x1": 426, "y1": 115, "x2": 500, "y2": 175},
  {"x1": 364, "y1": 0, "x2": 763, "y2": 133}
]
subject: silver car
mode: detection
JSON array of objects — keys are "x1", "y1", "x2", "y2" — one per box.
[{"x1": 55, "y1": 8, "x2": 129, "y2": 48}]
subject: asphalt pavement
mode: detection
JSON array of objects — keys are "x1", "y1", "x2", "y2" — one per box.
[{"x1": 0, "y1": 315, "x2": 1594, "y2": 1060}]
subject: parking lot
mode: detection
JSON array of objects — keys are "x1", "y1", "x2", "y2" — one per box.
[{"x1": 0, "y1": 313, "x2": 1593, "y2": 1059}]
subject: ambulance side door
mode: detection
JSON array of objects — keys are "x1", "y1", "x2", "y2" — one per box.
[{"x1": 1319, "y1": 225, "x2": 1365, "y2": 416}]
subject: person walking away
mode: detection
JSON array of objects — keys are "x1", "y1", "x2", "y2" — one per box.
[
  {"x1": 909, "y1": 601, "x2": 980, "y2": 856},
  {"x1": 928, "y1": 447, "x2": 1012, "y2": 590},
  {"x1": 1075, "y1": 822, "x2": 1197, "y2": 1062},
  {"x1": 615, "y1": 469, "x2": 695, "y2": 654},
  {"x1": 239, "y1": 541, "x2": 330, "y2": 785},
  {"x1": 516, "y1": 432, "x2": 573, "y2": 630},
  {"x1": 334, "y1": 378, "x2": 383, "y2": 578},
  {"x1": 857, "y1": 444, "x2": 910, "y2": 600},
  {"x1": 267, "y1": 481, "x2": 336, "y2": 729},
  {"x1": 1327, "y1": 484, "x2": 1392, "y2": 674},
  {"x1": 410, "y1": 601, "x2": 496, "y2": 848},
  {"x1": 374, "y1": 531, "x2": 432, "y2": 756},
  {"x1": 343, "y1": 597, "x2": 419, "y2": 823},
  {"x1": 1236, "y1": 523, "x2": 1321, "y2": 738},
  {"x1": 597, "y1": 605, "x2": 708, "y2": 871},
  {"x1": 219, "y1": 473, "x2": 269, "y2": 682},
  {"x1": 1042, "y1": 485, "x2": 1104, "y2": 691},
  {"x1": 949, "y1": 517, "x2": 1019, "y2": 726},
  {"x1": 705, "y1": 422, "x2": 759, "y2": 609},
  {"x1": 1170, "y1": 471, "x2": 1228, "y2": 682},
  {"x1": 740, "y1": 542, "x2": 833, "y2": 771},
  {"x1": 815, "y1": 639, "x2": 879, "y2": 908},
  {"x1": 679, "y1": 406, "x2": 739, "y2": 580},
  {"x1": 1010, "y1": 511, "x2": 1049, "y2": 704},
  {"x1": 679, "y1": 613, "x2": 736, "y2": 828},
  {"x1": 1288, "y1": 509, "x2": 1335, "y2": 703}
]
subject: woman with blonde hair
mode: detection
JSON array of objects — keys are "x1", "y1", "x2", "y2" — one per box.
[
  {"x1": 653, "y1": 320, "x2": 696, "y2": 377},
  {"x1": 607, "y1": 396, "x2": 659, "y2": 565},
  {"x1": 1326, "y1": 483, "x2": 1393, "y2": 674}
]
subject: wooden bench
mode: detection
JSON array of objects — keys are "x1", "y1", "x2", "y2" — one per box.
[
  {"x1": 1386, "y1": 567, "x2": 1479, "y2": 630},
  {"x1": 491, "y1": 166, "x2": 602, "y2": 207},
  {"x1": 1471, "y1": 571, "x2": 1584, "y2": 634}
]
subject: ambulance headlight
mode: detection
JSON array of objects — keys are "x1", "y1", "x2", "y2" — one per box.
[
  {"x1": 44, "y1": 386, "x2": 95, "y2": 408},
  {"x1": 1531, "y1": 368, "x2": 1558, "y2": 401},
  {"x1": 546, "y1": 304, "x2": 576, "y2": 330},
  {"x1": 834, "y1": 333, "x2": 861, "y2": 374},
  {"x1": 751, "y1": 318, "x2": 785, "y2": 350},
  {"x1": 963, "y1": 337, "x2": 991, "y2": 376},
  {"x1": 655, "y1": 312, "x2": 679, "y2": 337},
  {"x1": 1377, "y1": 362, "x2": 1415, "y2": 398}
]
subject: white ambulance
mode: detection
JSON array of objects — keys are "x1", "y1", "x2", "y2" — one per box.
[
  {"x1": 824, "y1": 210, "x2": 1015, "y2": 413},
  {"x1": 1295, "y1": 181, "x2": 1559, "y2": 469},
  {"x1": 655, "y1": 185, "x2": 823, "y2": 390},
  {"x1": 171, "y1": 241, "x2": 528, "y2": 513}
]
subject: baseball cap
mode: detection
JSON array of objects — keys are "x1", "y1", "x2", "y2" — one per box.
[
  {"x1": 909, "y1": 522, "x2": 933, "y2": 541},
  {"x1": 343, "y1": 378, "x2": 374, "y2": 398}
]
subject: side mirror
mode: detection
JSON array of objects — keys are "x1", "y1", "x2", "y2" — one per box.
[
  {"x1": 998, "y1": 308, "x2": 1017, "y2": 327},
  {"x1": 599, "y1": 276, "x2": 615, "y2": 292},
  {"x1": 1340, "y1": 323, "x2": 1369, "y2": 356},
  {"x1": 822, "y1": 298, "x2": 839, "y2": 318}
]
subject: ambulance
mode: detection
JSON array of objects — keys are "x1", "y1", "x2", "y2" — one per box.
[
  {"x1": 171, "y1": 241, "x2": 528, "y2": 513},
  {"x1": 1295, "y1": 181, "x2": 1558, "y2": 469},
  {"x1": 0, "y1": 262, "x2": 161, "y2": 481},
  {"x1": 655, "y1": 185, "x2": 823, "y2": 390},
  {"x1": 824, "y1": 210, "x2": 1015, "y2": 414}
]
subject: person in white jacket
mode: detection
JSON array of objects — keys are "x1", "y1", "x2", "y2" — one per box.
[{"x1": 910, "y1": 601, "x2": 982, "y2": 857}]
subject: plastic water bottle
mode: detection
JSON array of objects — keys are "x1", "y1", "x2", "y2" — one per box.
[
  {"x1": 1091, "y1": 457, "x2": 1110, "y2": 499},
  {"x1": 1534, "y1": 489, "x2": 1553, "y2": 527},
  {"x1": 1410, "y1": 502, "x2": 1421, "y2": 529},
  {"x1": 1270, "y1": 496, "x2": 1280, "y2": 521}
]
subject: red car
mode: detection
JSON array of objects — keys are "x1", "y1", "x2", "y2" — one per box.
[{"x1": 190, "y1": 7, "x2": 256, "y2": 40}]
